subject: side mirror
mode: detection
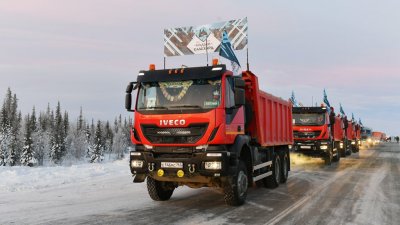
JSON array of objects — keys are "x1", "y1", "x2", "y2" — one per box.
[
  {"x1": 125, "y1": 82, "x2": 137, "y2": 112},
  {"x1": 234, "y1": 88, "x2": 245, "y2": 107},
  {"x1": 234, "y1": 78, "x2": 245, "y2": 88},
  {"x1": 125, "y1": 93, "x2": 134, "y2": 112}
]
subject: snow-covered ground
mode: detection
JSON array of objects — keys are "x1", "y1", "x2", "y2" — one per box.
[
  {"x1": 0, "y1": 158, "x2": 129, "y2": 192},
  {"x1": 1, "y1": 144, "x2": 399, "y2": 225}
]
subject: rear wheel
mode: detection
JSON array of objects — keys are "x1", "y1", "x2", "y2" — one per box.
[
  {"x1": 280, "y1": 152, "x2": 289, "y2": 183},
  {"x1": 265, "y1": 154, "x2": 281, "y2": 188},
  {"x1": 224, "y1": 160, "x2": 248, "y2": 206},
  {"x1": 147, "y1": 177, "x2": 175, "y2": 201}
]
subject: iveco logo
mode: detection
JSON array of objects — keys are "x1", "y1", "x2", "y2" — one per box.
[
  {"x1": 300, "y1": 128, "x2": 312, "y2": 131},
  {"x1": 159, "y1": 119, "x2": 186, "y2": 126}
]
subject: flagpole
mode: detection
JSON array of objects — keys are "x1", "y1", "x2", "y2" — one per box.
[
  {"x1": 206, "y1": 38, "x2": 209, "y2": 66},
  {"x1": 163, "y1": 57, "x2": 166, "y2": 69},
  {"x1": 246, "y1": 48, "x2": 249, "y2": 71}
]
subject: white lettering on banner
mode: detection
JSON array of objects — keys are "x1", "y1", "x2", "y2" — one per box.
[{"x1": 159, "y1": 119, "x2": 186, "y2": 126}]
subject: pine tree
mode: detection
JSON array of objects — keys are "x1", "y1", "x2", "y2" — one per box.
[
  {"x1": 104, "y1": 121, "x2": 113, "y2": 157},
  {"x1": 90, "y1": 120, "x2": 103, "y2": 163},
  {"x1": 21, "y1": 115, "x2": 34, "y2": 166},
  {"x1": 77, "y1": 107, "x2": 84, "y2": 132},
  {"x1": 7, "y1": 94, "x2": 22, "y2": 166},
  {"x1": 49, "y1": 102, "x2": 66, "y2": 164}
]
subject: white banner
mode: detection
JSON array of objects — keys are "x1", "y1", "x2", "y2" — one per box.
[{"x1": 164, "y1": 18, "x2": 248, "y2": 57}]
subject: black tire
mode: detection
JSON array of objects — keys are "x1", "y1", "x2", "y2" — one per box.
[
  {"x1": 324, "y1": 148, "x2": 332, "y2": 165},
  {"x1": 224, "y1": 161, "x2": 248, "y2": 206},
  {"x1": 265, "y1": 154, "x2": 281, "y2": 188},
  {"x1": 280, "y1": 152, "x2": 289, "y2": 183},
  {"x1": 146, "y1": 177, "x2": 175, "y2": 201},
  {"x1": 332, "y1": 142, "x2": 340, "y2": 162}
]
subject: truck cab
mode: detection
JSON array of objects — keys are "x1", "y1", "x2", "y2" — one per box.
[
  {"x1": 361, "y1": 127, "x2": 373, "y2": 147},
  {"x1": 292, "y1": 106, "x2": 339, "y2": 165}
]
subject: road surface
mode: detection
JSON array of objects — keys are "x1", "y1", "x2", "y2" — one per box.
[{"x1": 1, "y1": 143, "x2": 399, "y2": 225}]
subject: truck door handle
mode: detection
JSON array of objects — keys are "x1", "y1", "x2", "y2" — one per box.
[{"x1": 238, "y1": 126, "x2": 241, "y2": 132}]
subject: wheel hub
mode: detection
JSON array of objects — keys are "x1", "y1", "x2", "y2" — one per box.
[{"x1": 237, "y1": 171, "x2": 248, "y2": 197}]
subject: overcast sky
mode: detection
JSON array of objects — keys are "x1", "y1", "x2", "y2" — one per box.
[{"x1": 1, "y1": 0, "x2": 399, "y2": 135}]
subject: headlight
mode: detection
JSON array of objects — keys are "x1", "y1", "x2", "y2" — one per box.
[
  {"x1": 204, "y1": 161, "x2": 222, "y2": 170},
  {"x1": 131, "y1": 160, "x2": 144, "y2": 168},
  {"x1": 351, "y1": 141, "x2": 356, "y2": 144},
  {"x1": 367, "y1": 138, "x2": 372, "y2": 143},
  {"x1": 340, "y1": 143, "x2": 343, "y2": 148},
  {"x1": 320, "y1": 145, "x2": 328, "y2": 150},
  {"x1": 144, "y1": 144, "x2": 153, "y2": 150}
]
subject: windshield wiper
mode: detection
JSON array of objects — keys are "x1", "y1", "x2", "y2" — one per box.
[
  {"x1": 138, "y1": 106, "x2": 169, "y2": 110},
  {"x1": 169, "y1": 105, "x2": 203, "y2": 109}
]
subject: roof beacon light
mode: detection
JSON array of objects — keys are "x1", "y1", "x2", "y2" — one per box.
[
  {"x1": 149, "y1": 64, "x2": 155, "y2": 71},
  {"x1": 212, "y1": 58, "x2": 219, "y2": 66}
]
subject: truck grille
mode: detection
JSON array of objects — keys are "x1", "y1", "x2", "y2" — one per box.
[
  {"x1": 294, "y1": 131, "x2": 321, "y2": 138},
  {"x1": 141, "y1": 123, "x2": 208, "y2": 144}
]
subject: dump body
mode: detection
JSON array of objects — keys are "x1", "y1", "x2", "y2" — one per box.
[{"x1": 242, "y1": 71, "x2": 293, "y2": 146}]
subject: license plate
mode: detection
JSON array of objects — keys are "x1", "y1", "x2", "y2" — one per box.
[
  {"x1": 300, "y1": 145, "x2": 312, "y2": 149},
  {"x1": 161, "y1": 162, "x2": 183, "y2": 168}
]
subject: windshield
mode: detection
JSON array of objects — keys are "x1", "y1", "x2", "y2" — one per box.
[
  {"x1": 137, "y1": 78, "x2": 221, "y2": 111},
  {"x1": 293, "y1": 113, "x2": 325, "y2": 126}
]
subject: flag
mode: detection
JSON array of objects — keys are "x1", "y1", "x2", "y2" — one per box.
[
  {"x1": 339, "y1": 103, "x2": 345, "y2": 115},
  {"x1": 290, "y1": 91, "x2": 298, "y2": 107},
  {"x1": 323, "y1": 89, "x2": 331, "y2": 108},
  {"x1": 359, "y1": 118, "x2": 363, "y2": 126},
  {"x1": 352, "y1": 113, "x2": 355, "y2": 121},
  {"x1": 219, "y1": 31, "x2": 241, "y2": 72}
]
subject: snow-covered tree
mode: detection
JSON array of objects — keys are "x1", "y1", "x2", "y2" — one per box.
[
  {"x1": 89, "y1": 120, "x2": 103, "y2": 163},
  {"x1": 21, "y1": 115, "x2": 35, "y2": 166},
  {"x1": 49, "y1": 102, "x2": 66, "y2": 164}
]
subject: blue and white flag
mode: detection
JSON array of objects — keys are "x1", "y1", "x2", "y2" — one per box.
[
  {"x1": 339, "y1": 103, "x2": 345, "y2": 115},
  {"x1": 290, "y1": 91, "x2": 298, "y2": 107},
  {"x1": 219, "y1": 31, "x2": 241, "y2": 74},
  {"x1": 323, "y1": 89, "x2": 331, "y2": 108}
]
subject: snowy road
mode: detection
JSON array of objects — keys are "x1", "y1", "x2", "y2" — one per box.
[{"x1": 1, "y1": 143, "x2": 399, "y2": 225}]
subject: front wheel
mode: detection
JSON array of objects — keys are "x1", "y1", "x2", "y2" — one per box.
[
  {"x1": 324, "y1": 148, "x2": 332, "y2": 165},
  {"x1": 224, "y1": 161, "x2": 248, "y2": 206},
  {"x1": 147, "y1": 177, "x2": 175, "y2": 201}
]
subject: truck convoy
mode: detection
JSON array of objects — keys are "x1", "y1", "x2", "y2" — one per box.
[
  {"x1": 292, "y1": 106, "x2": 343, "y2": 165},
  {"x1": 125, "y1": 63, "x2": 293, "y2": 206}
]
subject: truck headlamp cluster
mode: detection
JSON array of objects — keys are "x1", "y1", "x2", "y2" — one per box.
[
  {"x1": 340, "y1": 142, "x2": 344, "y2": 148},
  {"x1": 320, "y1": 145, "x2": 328, "y2": 150},
  {"x1": 204, "y1": 161, "x2": 222, "y2": 170},
  {"x1": 351, "y1": 141, "x2": 356, "y2": 145},
  {"x1": 195, "y1": 145, "x2": 208, "y2": 150},
  {"x1": 131, "y1": 160, "x2": 144, "y2": 168}
]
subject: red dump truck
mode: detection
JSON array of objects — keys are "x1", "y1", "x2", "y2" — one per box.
[
  {"x1": 292, "y1": 106, "x2": 342, "y2": 165},
  {"x1": 125, "y1": 63, "x2": 293, "y2": 206}
]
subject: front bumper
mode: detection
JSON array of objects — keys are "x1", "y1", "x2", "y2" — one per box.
[
  {"x1": 292, "y1": 140, "x2": 330, "y2": 156},
  {"x1": 129, "y1": 145, "x2": 233, "y2": 183}
]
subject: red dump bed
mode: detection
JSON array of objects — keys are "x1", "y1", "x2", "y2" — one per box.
[
  {"x1": 346, "y1": 121, "x2": 355, "y2": 140},
  {"x1": 242, "y1": 71, "x2": 293, "y2": 147},
  {"x1": 333, "y1": 115, "x2": 344, "y2": 141}
]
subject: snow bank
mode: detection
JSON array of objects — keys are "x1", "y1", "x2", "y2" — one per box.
[{"x1": 0, "y1": 158, "x2": 129, "y2": 192}]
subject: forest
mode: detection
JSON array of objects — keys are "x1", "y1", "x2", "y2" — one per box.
[{"x1": 0, "y1": 88, "x2": 133, "y2": 166}]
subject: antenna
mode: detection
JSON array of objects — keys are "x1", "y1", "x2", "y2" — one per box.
[{"x1": 163, "y1": 57, "x2": 166, "y2": 69}]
